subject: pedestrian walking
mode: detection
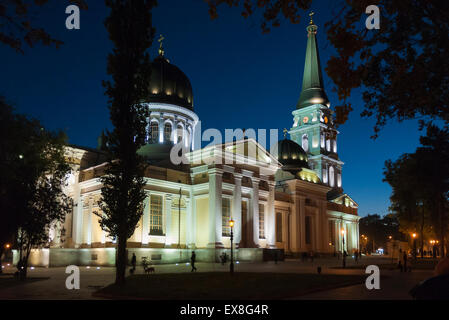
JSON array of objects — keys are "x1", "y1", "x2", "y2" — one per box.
[
  {"x1": 191, "y1": 251, "x2": 197, "y2": 272},
  {"x1": 131, "y1": 253, "x2": 137, "y2": 270}
]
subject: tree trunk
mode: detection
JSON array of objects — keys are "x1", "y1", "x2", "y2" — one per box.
[
  {"x1": 115, "y1": 234, "x2": 127, "y2": 286},
  {"x1": 439, "y1": 200, "x2": 445, "y2": 258}
]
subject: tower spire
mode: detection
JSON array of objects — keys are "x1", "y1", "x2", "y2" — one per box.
[{"x1": 297, "y1": 12, "x2": 330, "y2": 109}]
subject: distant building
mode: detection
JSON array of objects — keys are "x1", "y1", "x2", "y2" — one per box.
[{"x1": 19, "y1": 18, "x2": 360, "y2": 267}]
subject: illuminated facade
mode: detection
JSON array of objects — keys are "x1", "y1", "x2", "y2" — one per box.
[{"x1": 18, "y1": 24, "x2": 360, "y2": 267}]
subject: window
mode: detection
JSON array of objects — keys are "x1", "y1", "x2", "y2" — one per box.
[
  {"x1": 259, "y1": 204, "x2": 265, "y2": 239},
  {"x1": 222, "y1": 198, "x2": 231, "y2": 236},
  {"x1": 150, "y1": 122, "x2": 159, "y2": 143},
  {"x1": 149, "y1": 195, "x2": 163, "y2": 235},
  {"x1": 276, "y1": 212, "x2": 282, "y2": 242},
  {"x1": 322, "y1": 166, "x2": 328, "y2": 184},
  {"x1": 305, "y1": 216, "x2": 312, "y2": 245},
  {"x1": 302, "y1": 134, "x2": 309, "y2": 152},
  {"x1": 177, "y1": 125, "x2": 183, "y2": 143},
  {"x1": 329, "y1": 166, "x2": 335, "y2": 187},
  {"x1": 164, "y1": 122, "x2": 172, "y2": 142}
]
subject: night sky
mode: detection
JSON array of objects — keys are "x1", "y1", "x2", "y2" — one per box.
[{"x1": 0, "y1": 0, "x2": 424, "y2": 217}]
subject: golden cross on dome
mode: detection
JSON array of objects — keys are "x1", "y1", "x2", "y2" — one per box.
[
  {"x1": 309, "y1": 11, "x2": 315, "y2": 25},
  {"x1": 158, "y1": 34, "x2": 165, "y2": 56},
  {"x1": 283, "y1": 128, "x2": 288, "y2": 139}
]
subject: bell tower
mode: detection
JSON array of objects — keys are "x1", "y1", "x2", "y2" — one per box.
[{"x1": 289, "y1": 12, "x2": 343, "y2": 193}]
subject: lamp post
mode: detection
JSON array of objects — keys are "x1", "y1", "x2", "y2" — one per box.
[
  {"x1": 229, "y1": 218, "x2": 235, "y2": 275},
  {"x1": 412, "y1": 233, "x2": 417, "y2": 261}
]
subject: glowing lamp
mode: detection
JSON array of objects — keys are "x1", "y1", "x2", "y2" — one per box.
[{"x1": 229, "y1": 219, "x2": 235, "y2": 228}]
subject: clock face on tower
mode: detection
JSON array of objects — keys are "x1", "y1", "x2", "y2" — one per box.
[
  {"x1": 303, "y1": 117, "x2": 309, "y2": 124},
  {"x1": 324, "y1": 116, "x2": 328, "y2": 124}
]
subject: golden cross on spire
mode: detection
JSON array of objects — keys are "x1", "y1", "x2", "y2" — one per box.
[
  {"x1": 309, "y1": 11, "x2": 315, "y2": 25},
  {"x1": 158, "y1": 34, "x2": 165, "y2": 56},
  {"x1": 283, "y1": 128, "x2": 288, "y2": 139}
]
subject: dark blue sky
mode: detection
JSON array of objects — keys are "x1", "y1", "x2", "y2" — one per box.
[{"x1": 0, "y1": 0, "x2": 424, "y2": 216}]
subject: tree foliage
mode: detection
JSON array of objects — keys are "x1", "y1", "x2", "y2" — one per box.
[
  {"x1": 0, "y1": 0, "x2": 88, "y2": 53},
  {"x1": 0, "y1": 97, "x2": 72, "y2": 278},
  {"x1": 97, "y1": 0, "x2": 156, "y2": 286},
  {"x1": 206, "y1": 0, "x2": 311, "y2": 33}
]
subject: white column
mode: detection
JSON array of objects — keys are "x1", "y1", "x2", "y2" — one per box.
[
  {"x1": 208, "y1": 168, "x2": 223, "y2": 248},
  {"x1": 164, "y1": 195, "x2": 173, "y2": 246},
  {"x1": 335, "y1": 220, "x2": 341, "y2": 252},
  {"x1": 87, "y1": 197, "x2": 93, "y2": 245},
  {"x1": 251, "y1": 177, "x2": 260, "y2": 247},
  {"x1": 186, "y1": 197, "x2": 193, "y2": 247},
  {"x1": 72, "y1": 177, "x2": 83, "y2": 247},
  {"x1": 267, "y1": 181, "x2": 276, "y2": 248},
  {"x1": 233, "y1": 173, "x2": 242, "y2": 246},
  {"x1": 291, "y1": 196, "x2": 300, "y2": 253},
  {"x1": 141, "y1": 193, "x2": 150, "y2": 245},
  {"x1": 173, "y1": 116, "x2": 178, "y2": 144},
  {"x1": 189, "y1": 188, "x2": 197, "y2": 248},
  {"x1": 159, "y1": 113, "x2": 164, "y2": 143}
]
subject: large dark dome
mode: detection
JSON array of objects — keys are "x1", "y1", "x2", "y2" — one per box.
[
  {"x1": 277, "y1": 139, "x2": 309, "y2": 174},
  {"x1": 148, "y1": 55, "x2": 194, "y2": 110}
]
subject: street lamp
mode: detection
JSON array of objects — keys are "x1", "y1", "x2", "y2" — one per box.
[
  {"x1": 412, "y1": 233, "x2": 417, "y2": 261},
  {"x1": 229, "y1": 218, "x2": 235, "y2": 275}
]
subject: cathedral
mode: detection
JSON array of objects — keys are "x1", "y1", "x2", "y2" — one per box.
[{"x1": 19, "y1": 17, "x2": 360, "y2": 267}]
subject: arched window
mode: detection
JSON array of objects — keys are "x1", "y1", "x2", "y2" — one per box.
[
  {"x1": 164, "y1": 122, "x2": 172, "y2": 143},
  {"x1": 322, "y1": 166, "x2": 328, "y2": 183},
  {"x1": 302, "y1": 134, "x2": 309, "y2": 152},
  {"x1": 326, "y1": 139, "x2": 331, "y2": 152},
  {"x1": 329, "y1": 166, "x2": 335, "y2": 187},
  {"x1": 150, "y1": 122, "x2": 159, "y2": 143},
  {"x1": 177, "y1": 124, "x2": 183, "y2": 143},
  {"x1": 320, "y1": 133, "x2": 325, "y2": 148}
]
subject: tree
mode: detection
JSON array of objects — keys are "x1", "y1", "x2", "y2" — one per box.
[
  {"x1": 97, "y1": 0, "x2": 156, "y2": 286},
  {"x1": 384, "y1": 125, "x2": 449, "y2": 257},
  {"x1": 0, "y1": 97, "x2": 72, "y2": 278},
  {"x1": 416, "y1": 125, "x2": 449, "y2": 257},
  {"x1": 207, "y1": 0, "x2": 449, "y2": 137},
  {"x1": 0, "y1": 0, "x2": 88, "y2": 53}
]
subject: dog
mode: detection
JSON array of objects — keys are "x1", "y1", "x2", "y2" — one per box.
[
  {"x1": 144, "y1": 266, "x2": 155, "y2": 274},
  {"x1": 129, "y1": 267, "x2": 135, "y2": 275}
]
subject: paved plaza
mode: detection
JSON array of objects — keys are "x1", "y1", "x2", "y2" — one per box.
[{"x1": 0, "y1": 256, "x2": 433, "y2": 300}]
